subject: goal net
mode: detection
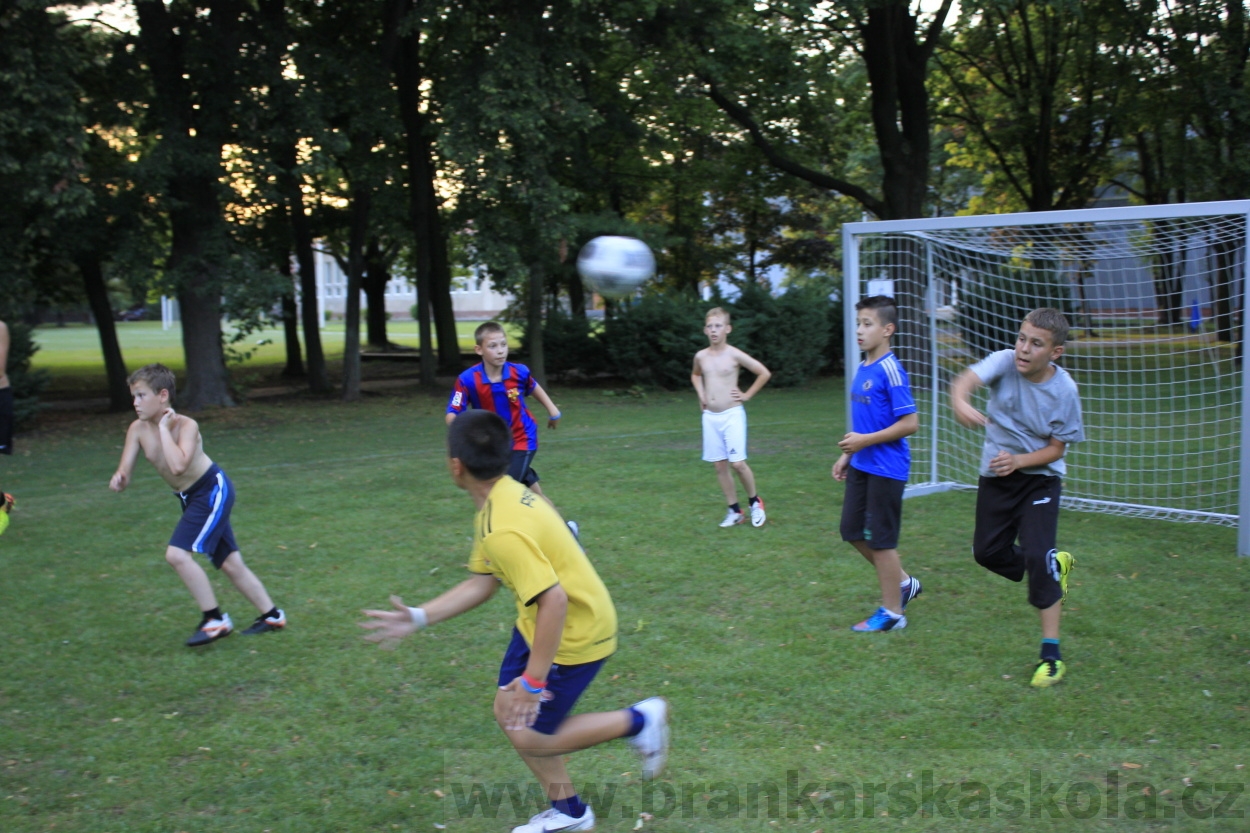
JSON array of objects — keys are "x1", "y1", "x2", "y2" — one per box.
[{"x1": 842, "y1": 200, "x2": 1250, "y2": 554}]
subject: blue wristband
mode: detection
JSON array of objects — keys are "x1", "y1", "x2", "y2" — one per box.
[
  {"x1": 520, "y1": 675, "x2": 545, "y2": 694},
  {"x1": 549, "y1": 412, "x2": 561, "y2": 420}
]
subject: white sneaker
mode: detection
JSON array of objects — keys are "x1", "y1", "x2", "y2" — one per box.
[
  {"x1": 750, "y1": 498, "x2": 766, "y2": 527},
  {"x1": 186, "y1": 613, "x2": 233, "y2": 647},
  {"x1": 718, "y1": 509, "x2": 744, "y2": 528},
  {"x1": 629, "y1": 696, "x2": 670, "y2": 780},
  {"x1": 511, "y1": 805, "x2": 596, "y2": 832}
]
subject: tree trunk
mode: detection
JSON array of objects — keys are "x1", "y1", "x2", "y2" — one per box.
[
  {"x1": 276, "y1": 142, "x2": 330, "y2": 393},
  {"x1": 426, "y1": 193, "x2": 460, "y2": 374},
  {"x1": 133, "y1": 0, "x2": 240, "y2": 410},
  {"x1": 387, "y1": 0, "x2": 436, "y2": 386},
  {"x1": 859, "y1": 0, "x2": 944, "y2": 220},
  {"x1": 168, "y1": 177, "x2": 234, "y2": 411},
  {"x1": 363, "y1": 237, "x2": 391, "y2": 349},
  {"x1": 527, "y1": 262, "x2": 546, "y2": 385},
  {"x1": 342, "y1": 189, "x2": 372, "y2": 402},
  {"x1": 77, "y1": 254, "x2": 130, "y2": 411},
  {"x1": 278, "y1": 256, "x2": 304, "y2": 378}
]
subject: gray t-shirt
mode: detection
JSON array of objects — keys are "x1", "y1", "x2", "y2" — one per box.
[{"x1": 970, "y1": 349, "x2": 1085, "y2": 478}]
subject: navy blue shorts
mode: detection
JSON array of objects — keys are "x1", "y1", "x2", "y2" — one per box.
[
  {"x1": 170, "y1": 465, "x2": 238, "y2": 568},
  {"x1": 497, "y1": 627, "x2": 607, "y2": 735},
  {"x1": 509, "y1": 449, "x2": 540, "y2": 487}
]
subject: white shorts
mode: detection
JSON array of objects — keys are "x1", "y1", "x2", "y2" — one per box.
[{"x1": 702, "y1": 405, "x2": 748, "y2": 463}]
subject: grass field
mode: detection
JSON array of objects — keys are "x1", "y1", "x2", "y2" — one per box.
[
  {"x1": 27, "y1": 321, "x2": 521, "y2": 398},
  {"x1": 1, "y1": 378, "x2": 1249, "y2": 831}
]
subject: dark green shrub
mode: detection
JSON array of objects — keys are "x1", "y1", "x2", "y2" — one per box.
[
  {"x1": 729, "y1": 285, "x2": 830, "y2": 387},
  {"x1": 958, "y1": 265, "x2": 1074, "y2": 357},
  {"x1": 824, "y1": 293, "x2": 845, "y2": 375},
  {"x1": 603, "y1": 294, "x2": 707, "y2": 389},
  {"x1": 524, "y1": 309, "x2": 608, "y2": 381}
]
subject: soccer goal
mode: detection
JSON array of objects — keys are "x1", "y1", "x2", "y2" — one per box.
[{"x1": 842, "y1": 200, "x2": 1250, "y2": 556}]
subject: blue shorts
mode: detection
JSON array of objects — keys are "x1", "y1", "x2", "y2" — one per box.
[
  {"x1": 509, "y1": 449, "x2": 540, "y2": 487},
  {"x1": 497, "y1": 627, "x2": 607, "y2": 735},
  {"x1": 170, "y1": 465, "x2": 238, "y2": 568}
]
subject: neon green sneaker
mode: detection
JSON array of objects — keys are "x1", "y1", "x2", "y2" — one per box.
[
  {"x1": 1055, "y1": 551, "x2": 1075, "y2": 603},
  {"x1": 0, "y1": 493, "x2": 13, "y2": 537},
  {"x1": 1031, "y1": 658, "x2": 1066, "y2": 688}
]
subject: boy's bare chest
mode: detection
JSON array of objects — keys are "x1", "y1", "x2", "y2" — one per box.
[{"x1": 700, "y1": 352, "x2": 739, "y2": 378}]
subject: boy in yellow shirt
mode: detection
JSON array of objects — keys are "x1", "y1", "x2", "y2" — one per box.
[{"x1": 361, "y1": 410, "x2": 669, "y2": 833}]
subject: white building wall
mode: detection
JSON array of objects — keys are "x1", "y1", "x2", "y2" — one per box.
[{"x1": 313, "y1": 247, "x2": 512, "y2": 324}]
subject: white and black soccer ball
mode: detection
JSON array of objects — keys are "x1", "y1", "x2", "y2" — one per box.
[{"x1": 576, "y1": 235, "x2": 656, "y2": 298}]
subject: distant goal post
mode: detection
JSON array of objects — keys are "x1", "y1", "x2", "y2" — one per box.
[{"x1": 842, "y1": 200, "x2": 1250, "y2": 556}]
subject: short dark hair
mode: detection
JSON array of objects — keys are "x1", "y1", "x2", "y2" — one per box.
[
  {"x1": 474, "y1": 321, "x2": 506, "y2": 344},
  {"x1": 1024, "y1": 308, "x2": 1070, "y2": 346},
  {"x1": 447, "y1": 410, "x2": 511, "y2": 480},
  {"x1": 128, "y1": 364, "x2": 177, "y2": 404},
  {"x1": 855, "y1": 295, "x2": 898, "y2": 329}
]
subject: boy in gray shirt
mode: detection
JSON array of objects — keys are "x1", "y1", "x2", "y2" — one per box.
[{"x1": 950, "y1": 308, "x2": 1085, "y2": 688}]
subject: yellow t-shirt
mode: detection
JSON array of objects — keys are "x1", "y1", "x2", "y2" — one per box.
[{"x1": 468, "y1": 477, "x2": 617, "y2": 665}]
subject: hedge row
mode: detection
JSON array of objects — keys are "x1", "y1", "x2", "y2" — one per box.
[{"x1": 535, "y1": 286, "x2": 844, "y2": 389}]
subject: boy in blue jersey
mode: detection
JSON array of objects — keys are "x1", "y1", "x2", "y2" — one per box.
[
  {"x1": 951, "y1": 308, "x2": 1084, "y2": 687},
  {"x1": 361, "y1": 411, "x2": 669, "y2": 833},
  {"x1": 446, "y1": 322, "x2": 562, "y2": 503},
  {"x1": 832, "y1": 296, "x2": 922, "y2": 632}
]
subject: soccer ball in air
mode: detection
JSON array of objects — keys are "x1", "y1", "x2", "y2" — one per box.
[{"x1": 576, "y1": 236, "x2": 655, "y2": 297}]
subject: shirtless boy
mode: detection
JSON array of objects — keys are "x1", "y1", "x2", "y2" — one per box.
[
  {"x1": 110, "y1": 364, "x2": 286, "y2": 646},
  {"x1": 691, "y1": 307, "x2": 772, "y2": 528}
]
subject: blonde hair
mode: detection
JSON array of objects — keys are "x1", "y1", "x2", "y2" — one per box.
[
  {"x1": 474, "y1": 321, "x2": 506, "y2": 344},
  {"x1": 705, "y1": 307, "x2": 730, "y2": 324}
]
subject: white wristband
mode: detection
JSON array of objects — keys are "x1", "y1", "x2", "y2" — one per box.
[{"x1": 407, "y1": 606, "x2": 428, "y2": 629}]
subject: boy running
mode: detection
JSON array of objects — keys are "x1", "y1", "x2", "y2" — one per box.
[
  {"x1": 361, "y1": 410, "x2": 669, "y2": 833},
  {"x1": 691, "y1": 307, "x2": 771, "y2": 528},
  {"x1": 950, "y1": 308, "x2": 1084, "y2": 687},
  {"x1": 446, "y1": 322, "x2": 562, "y2": 502},
  {"x1": 833, "y1": 295, "x2": 922, "y2": 631},
  {"x1": 109, "y1": 364, "x2": 286, "y2": 646}
]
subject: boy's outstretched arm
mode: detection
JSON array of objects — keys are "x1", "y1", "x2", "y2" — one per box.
[
  {"x1": 733, "y1": 350, "x2": 771, "y2": 403},
  {"x1": 531, "y1": 383, "x2": 562, "y2": 429},
  {"x1": 950, "y1": 369, "x2": 989, "y2": 428},
  {"x1": 837, "y1": 412, "x2": 919, "y2": 455},
  {"x1": 109, "y1": 422, "x2": 142, "y2": 492},
  {"x1": 359, "y1": 573, "x2": 498, "y2": 648}
]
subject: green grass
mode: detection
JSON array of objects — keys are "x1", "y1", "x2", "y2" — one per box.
[
  {"x1": 1, "y1": 380, "x2": 1248, "y2": 832},
  {"x1": 27, "y1": 320, "x2": 523, "y2": 397}
]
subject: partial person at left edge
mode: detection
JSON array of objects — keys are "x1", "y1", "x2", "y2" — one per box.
[{"x1": 0, "y1": 320, "x2": 15, "y2": 537}]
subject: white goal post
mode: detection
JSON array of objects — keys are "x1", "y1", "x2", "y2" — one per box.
[{"x1": 842, "y1": 200, "x2": 1250, "y2": 556}]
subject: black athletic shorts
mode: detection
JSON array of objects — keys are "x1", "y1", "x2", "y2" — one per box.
[
  {"x1": 972, "y1": 472, "x2": 1063, "y2": 609},
  {"x1": 840, "y1": 466, "x2": 906, "y2": 550},
  {"x1": 0, "y1": 387, "x2": 13, "y2": 455}
]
